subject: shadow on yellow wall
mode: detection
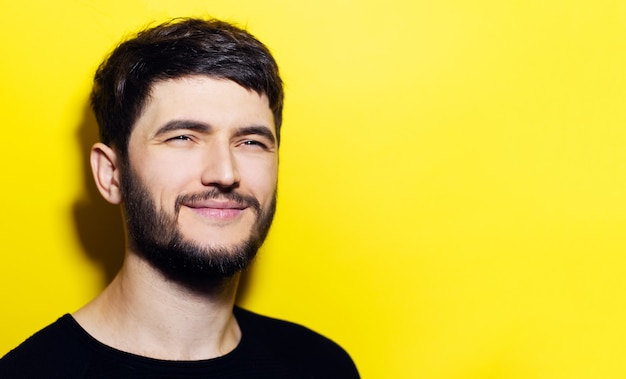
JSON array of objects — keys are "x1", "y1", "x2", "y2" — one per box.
[{"x1": 71, "y1": 102, "x2": 124, "y2": 286}]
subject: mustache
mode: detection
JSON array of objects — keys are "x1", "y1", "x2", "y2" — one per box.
[{"x1": 174, "y1": 188, "x2": 261, "y2": 215}]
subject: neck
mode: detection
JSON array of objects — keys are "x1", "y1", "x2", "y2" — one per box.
[{"x1": 73, "y1": 253, "x2": 242, "y2": 360}]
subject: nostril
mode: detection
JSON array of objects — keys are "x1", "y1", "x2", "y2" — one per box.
[{"x1": 211, "y1": 181, "x2": 240, "y2": 192}]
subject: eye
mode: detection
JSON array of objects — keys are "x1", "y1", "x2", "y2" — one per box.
[
  {"x1": 166, "y1": 135, "x2": 194, "y2": 143},
  {"x1": 240, "y1": 139, "x2": 268, "y2": 149}
]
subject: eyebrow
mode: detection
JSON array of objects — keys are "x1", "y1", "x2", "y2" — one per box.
[
  {"x1": 153, "y1": 120, "x2": 276, "y2": 145},
  {"x1": 153, "y1": 120, "x2": 211, "y2": 137}
]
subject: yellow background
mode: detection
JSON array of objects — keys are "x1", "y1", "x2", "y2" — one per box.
[{"x1": 2, "y1": 1, "x2": 626, "y2": 378}]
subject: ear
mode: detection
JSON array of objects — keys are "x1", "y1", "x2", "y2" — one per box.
[{"x1": 90, "y1": 142, "x2": 123, "y2": 205}]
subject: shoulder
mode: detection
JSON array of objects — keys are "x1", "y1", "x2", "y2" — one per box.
[
  {"x1": 234, "y1": 307, "x2": 360, "y2": 378},
  {"x1": 0, "y1": 315, "x2": 87, "y2": 378}
]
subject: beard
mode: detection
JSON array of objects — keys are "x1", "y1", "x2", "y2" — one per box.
[{"x1": 120, "y1": 164, "x2": 276, "y2": 286}]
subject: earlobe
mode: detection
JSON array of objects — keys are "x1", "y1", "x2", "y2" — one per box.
[{"x1": 90, "y1": 142, "x2": 123, "y2": 205}]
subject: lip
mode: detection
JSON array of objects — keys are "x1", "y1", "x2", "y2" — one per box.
[
  {"x1": 185, "y1": 200, "x2": 247, "y2": 210},
  {"x1": 183, "y1": 200, "x2": 247, "y2": 220}
]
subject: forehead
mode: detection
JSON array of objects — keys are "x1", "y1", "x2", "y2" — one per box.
[{"x1": 132, "y1": 76, "x2": 274, "y2": 137}]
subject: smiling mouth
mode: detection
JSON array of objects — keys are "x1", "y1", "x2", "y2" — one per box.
[
  {"x1": 190, "y1": 207, "x2": 245, "y2": 219},
  {"x1": 184, "y1": 200, "x2": 248, "y2": 220},
  {"x1": 175, "y1": 189, "x2": 261, "y2": 221}
]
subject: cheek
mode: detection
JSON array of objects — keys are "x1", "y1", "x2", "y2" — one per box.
[
  {"x1": 240, "y1": 159, "x2": 278, "y2": 198},
  {"x1": 132, "y1": 152, "x2": 204, "y2": 202}
]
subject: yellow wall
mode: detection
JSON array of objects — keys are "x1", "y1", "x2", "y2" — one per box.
[{"x1": 2, "y1": 1, "x2": 626, "y2": 377}]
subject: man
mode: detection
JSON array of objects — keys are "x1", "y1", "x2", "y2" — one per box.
[{"x1": 0, "y1": 18, "x2": 359, "y2": 378}]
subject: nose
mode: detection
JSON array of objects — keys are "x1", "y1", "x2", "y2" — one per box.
[{"x1": 200, "y1": 141, "x2": 240, "y2": 190}]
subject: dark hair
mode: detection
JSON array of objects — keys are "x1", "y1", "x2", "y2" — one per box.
[{"x1": 90, "y1": 18, "x2": 284, "y2": 160}]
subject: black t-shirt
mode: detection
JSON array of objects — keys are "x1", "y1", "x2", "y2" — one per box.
[{"x1": 0, "y1": 307, "x2": 359, "y2": 378}]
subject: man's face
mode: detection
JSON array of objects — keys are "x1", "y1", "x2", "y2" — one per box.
[{"x1": 121, "y1": 76, "x2": 278, "y2": 280}]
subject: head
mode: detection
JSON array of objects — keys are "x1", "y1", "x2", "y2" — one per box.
[
  {"x1": 89, "y1": 18, "x2": 283, "y2": 284},
  {"x1": 90, "y1": 17, "x2": 284, "y2": 163}
]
